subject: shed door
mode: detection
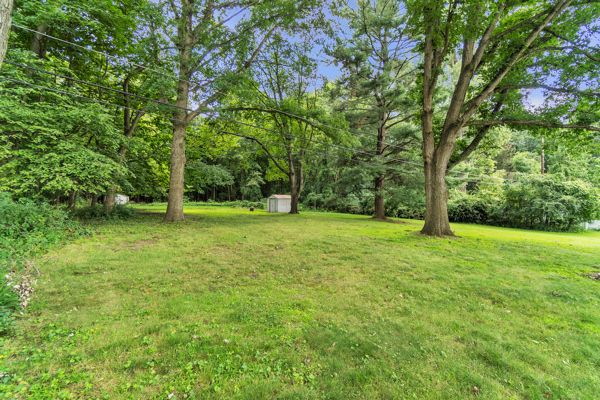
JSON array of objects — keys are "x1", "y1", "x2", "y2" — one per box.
[{"x1": 269, "y1": 198, "x2": 277, "y2": 212}]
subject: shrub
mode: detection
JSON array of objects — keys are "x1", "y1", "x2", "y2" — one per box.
[
  {"x1": 0, "y1": 284, "x2": 19, "y2": 334},
  {"x1": 499, "y1": 175, "x2": 599, "y2": 231},
  {"x1": 448, "y1": 192, "x2": 502, "y2": 224},
  {"x1": 0, "y1": 193, "x2": 82, "y2": 334},
  {"x1": 386, "y1": 188, "x2": 426, "y2": 219},
  {"x1": 303, "y1": 190, "x2": 374, "y2": 215},
  {"x1": 0, "y1": 194, "x2": 80, "y2": 263}
]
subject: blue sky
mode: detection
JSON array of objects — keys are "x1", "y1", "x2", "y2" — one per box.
[{"x1": 224, "y1": 1, "x2": 596, "y2": 111}]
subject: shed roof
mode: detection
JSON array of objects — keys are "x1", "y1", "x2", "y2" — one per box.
[{"x1": 268, "y1": 194, "x2": 291, "y2": 199}]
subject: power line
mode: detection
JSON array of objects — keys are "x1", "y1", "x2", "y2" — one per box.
[
  {"x1": 4, "y1": 25, "x2": 515, "y2": 185},
  {"x1": 12, "y1": 23, "x2": 202, "y2": 88},
  {"x1": 12, "y1": 24, "x2": 417, "y2": 152},
  {"x1": 220, "y1": 105, "x2": 419, "y2": 152},
  {"x1": 1, "y1": 71, "x2": 499, "y2": 183},
  {"x1": 3, "y1": 60, "x2": 195, "y2": 113},
  {"x1": 1, "y1": 75, "x2": 419, "y2": 169},
  {"x1": 10, "y1": 23, "x2": 264, "y2": 117},
  {"x1": 0, "y1": 76, "x2": 185, "y2": 123},
  {"x1": 12, "y1": 24, "x2": 421, "y2": 155},
  {"x1": 6, "y1": 56, "x2": 419, "y2": 157}
]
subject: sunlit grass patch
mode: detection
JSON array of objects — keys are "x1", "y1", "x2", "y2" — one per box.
[{"x1": 1, "y1": 205, "x2": 599, "y2": 399}]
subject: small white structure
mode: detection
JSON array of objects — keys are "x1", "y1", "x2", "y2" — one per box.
[
  {"x1": 267, "y1": 194, "x2": 291, "y2": 213},
  {"x1": 115, "y1": 194, "x2": 129, "y2": 205},
  {"x1": 584, "y1": 220, "x2": 600, "y2": 231}
]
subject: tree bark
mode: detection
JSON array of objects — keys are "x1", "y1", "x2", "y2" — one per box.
[
  {"x1": 373, "y1": 113, "x2": 387, "y2": 220},
  {"x1": 68, "y1": 190, "x2": 77, "y2": 210},
  {"x1": 164, "y1": 121, "x2": 187, "y2": 221},
  {"x1": 288, "y1": 152, "x2": 299, "y2": 214},
  {"x1": 0, "y1": 0, "x2": 13, "y2": 66},
  {"x1": 164, "y1": 3, "x2": 192, "y2": 222},
  {"x1": 374, "y1": 175, "x2": 385, "y2": 219},
  {"x1": 30, "y1": 23, "x2": 47, "y2": 59},
  {"x1": 421, "y1": 159, "x2": 453, "y2": 236},
  {"x1": 420, "y1": 16, "x2": 452, "y2": 236},
  {"x1": 290, "y1": 189, "x2": 299, "y2": 214},
  {"x1": 105, "y1": 188, "x2": 116, "y2": 212}
]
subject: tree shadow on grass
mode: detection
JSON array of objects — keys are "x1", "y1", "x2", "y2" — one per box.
[{"x1": 132, "y1": 208, "x2": 406, "y2": 229}]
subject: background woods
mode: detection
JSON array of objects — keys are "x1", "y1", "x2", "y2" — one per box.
[
  {"x1": 1, "y1": 2, "x2": 600, "y2": 398},
  {"x1": 0, "y1": 0, "x2": 598, "y2": 233}
]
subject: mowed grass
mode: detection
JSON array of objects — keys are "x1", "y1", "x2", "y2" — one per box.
[{"x1": 2, "y1": 205, "x2": 600, "y2": 400}]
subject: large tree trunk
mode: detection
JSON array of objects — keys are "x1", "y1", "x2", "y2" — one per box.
[
  {"x1": 421, "y1": 160, "x2": 452, "y2": 236},
  {"x1": 374, "y1": 175, "x2": 385, "y2": 220},
  {"x1": 105, "y1": 188, "x2": 116, "y2": 212},
  {"x1": 164, "y1": 121, "x2": 187, "y2": 221},
  {"x1": 288, "y1": 153, "x2": 299, "y2": 214},
  {"x1": 164, "y1": 5, "x2": 192, "y2": 222},
  {"x1": 0, "y1": 0, "x2": 13, "y2": 66},
  {"x1": 373, "y1": 118, "x2": 387, "y2": 220},
  {"x1": 420, "y1": 18, "x2": 454, "y2": 237},
  {"x1": 290, "y1": 190, "x2": 299, "y2": 214}
]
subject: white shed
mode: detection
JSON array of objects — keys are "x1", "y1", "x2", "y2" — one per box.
[
  {"x1": 584, "y1": 220, "x2": 600, "y2": 230},
  {"x1": 267, "y1": 194, "x2": 291, "y2": 213},
  {"x1": 115, "y1": 194, "x2": 129, "y2": 205}
]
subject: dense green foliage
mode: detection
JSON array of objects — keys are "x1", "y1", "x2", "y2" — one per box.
[
  {"x1": 0, "y1": 193, "x2": 82, "y2": 334},
  {"x1": 1, "y1": 0, "x2": 597, "y2": 230},
  {"x1": 501, "y1": 175, "x2": 599, "y2": 231},
  {"x1": 0, "y1": 1, "x2": 599, "y2": 397},
  {"x1": 0, "y1": 194, "x2": 77, "y2": 262},
  {"x1": 449, "y1": 177, "x2": 600, "y2": 231},
  {"x1": 445, "y1": 128, "x2": 600, "y2": 230}
]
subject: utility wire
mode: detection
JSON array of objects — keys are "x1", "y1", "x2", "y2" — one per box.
[
  {"x1": 3, "y1": 60, "x2": 195, "y2": 113},
  {"x1": 0, "y1": 76, "x2": 165, "y2": 120},
  {"x1": 6, "y1": 25, "x2": 517, "y2": 184},
  {"x1": 12, "y1": 23, "x2": 204, "y2": 88},
  {"x1": 11, "y1": 24, "x2": 419, "y2": 159},
  {"x1": 1, "y1": 75, "x2": 420, "y2": 169},
  {"x1": 11, "y1": 23, "x2": 263, "y2": 117},
  {"x1": 11, "y1": 24, "x2": 416, "y2": 152},
  {"x1": 1, "y1": 71, "x2": 504, "y2": 183}
]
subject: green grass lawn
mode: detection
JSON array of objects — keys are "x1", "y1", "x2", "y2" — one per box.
[{"x1": 2, "y1": 205, "x2": 600, "y2": 399}]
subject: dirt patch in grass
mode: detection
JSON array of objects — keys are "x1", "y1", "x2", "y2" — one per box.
[
  {"x1": 370, "y1": 217, "x2": 407, "y2": 224},
  {"x1": 120, "y1": 236, "x2": 160, "y2": 251},
  {"x1": 584, "y1": 271, "x2": 600, "y2": 281}
]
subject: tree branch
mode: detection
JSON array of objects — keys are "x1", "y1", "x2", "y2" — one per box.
[
  {"x1": 460, "y1": 0, "x2": 572, "y2": 123},
  {"x1": 218, "y1": 130, "x2": 289, "y2": 174},
  {"x1": 500, "y1": 83, "x2": 600, "y2": 98},
  {"x1": 467, "y1": 119, "x2": 600, "y2": 132},
  {"x1": 223, "y1": 106, "x2": 328, "y2": 132}
]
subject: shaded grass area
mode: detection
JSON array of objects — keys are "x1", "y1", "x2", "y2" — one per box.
[{"x1": 1, "y1": 205, "x2": 600, "y2": 399}]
